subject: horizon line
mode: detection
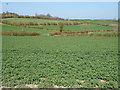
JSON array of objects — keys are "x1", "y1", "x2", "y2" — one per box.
[{"x1": 1, "y1": 11, "x2": 118, "y2": 20}]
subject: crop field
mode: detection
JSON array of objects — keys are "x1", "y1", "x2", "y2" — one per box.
[
  {"x1": 2, "y1": 18, "x2": 118, "y2": 35},
  {"x1": 2, "y1": 18, "x2": 118, "y2": 24},
  {"x1": 2, "y1": 36, "x2": 118, "y2": 88},
  {"x1": 2, "y1": 24, "x2": 113, "y2": 31},
  {"x1": 1, "y1": 18, "x2": 119, "y2": 88},
  {"x1": 41, "y1": 24, "x2": 113, "y2": 31},
  {"x1": 1, "y1": 24, "x2": 56, "y2": 35}
]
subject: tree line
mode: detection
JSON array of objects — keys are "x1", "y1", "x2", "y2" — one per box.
[{"x1": 1, "y1": 11, "x2": 65, "y2": 20}]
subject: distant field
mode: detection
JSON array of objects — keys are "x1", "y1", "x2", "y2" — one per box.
[
  {"x1": 1, "y1": 24, "x2": 57, "y2": 35},
  {"x1": 2, "y1": 18, "x2": 117, "y2": 36},
  {"x1": 91, "y1": 20, "x2": 118, "y2": 24},
  {"x1": 2, "y1": 18, "x2": 117, "y2": 24},
  {"x1": 29, "y1": 24, "x2": 113, "y2": 31},
  {"x1": 2, "y1": 18, "x2": 75, "y2": 24},
  {"x1": 2, "y1": 24, "x2": 40, "y2": 32}
]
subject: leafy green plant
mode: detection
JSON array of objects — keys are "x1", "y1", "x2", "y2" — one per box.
[{"x1": 2, "y1": 36, "x2": 118, "y2": 88}]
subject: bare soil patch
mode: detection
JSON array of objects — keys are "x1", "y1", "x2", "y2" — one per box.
[
  {"x1": 53, "y1": 85, "x2": 67, "y2": 88},
  {"x1": 76, "y1": 79, "x2": 85, "y2": 83},
  {"x1": 99, "y1": 79, "x2": 106, "y2": 83},
  {"x1": 25, "y1": 84, "x2": 38, "y2": 88}
]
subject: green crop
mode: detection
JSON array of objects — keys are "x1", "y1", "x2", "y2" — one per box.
[
  {"x1": 2, "y1": 36, "x2": 118, "y2": 88},
  {"x1": 1, "y1": 18, "x2": 118, "y2": 88}
]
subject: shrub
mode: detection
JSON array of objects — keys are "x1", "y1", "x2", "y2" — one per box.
[
  {"x1": 49, "y1": 31, "x2": 120, "y2": 37},
  {"x1": 59, "y1": 22, "x2": 64, "y2": 32},
  {"x1": 49, "y1": 32, "x2": 61, "y2": 36},
  {"x1": 29, "y1": 22, "x2": 34, "y2": 25},
  {"x1": 1, "y1": 31, "x2": 40, "y2": 36}
]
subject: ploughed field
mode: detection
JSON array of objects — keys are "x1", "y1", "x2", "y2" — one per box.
[{"x1": 1, "y1": 18, "x2": 119, "y2": 88}]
